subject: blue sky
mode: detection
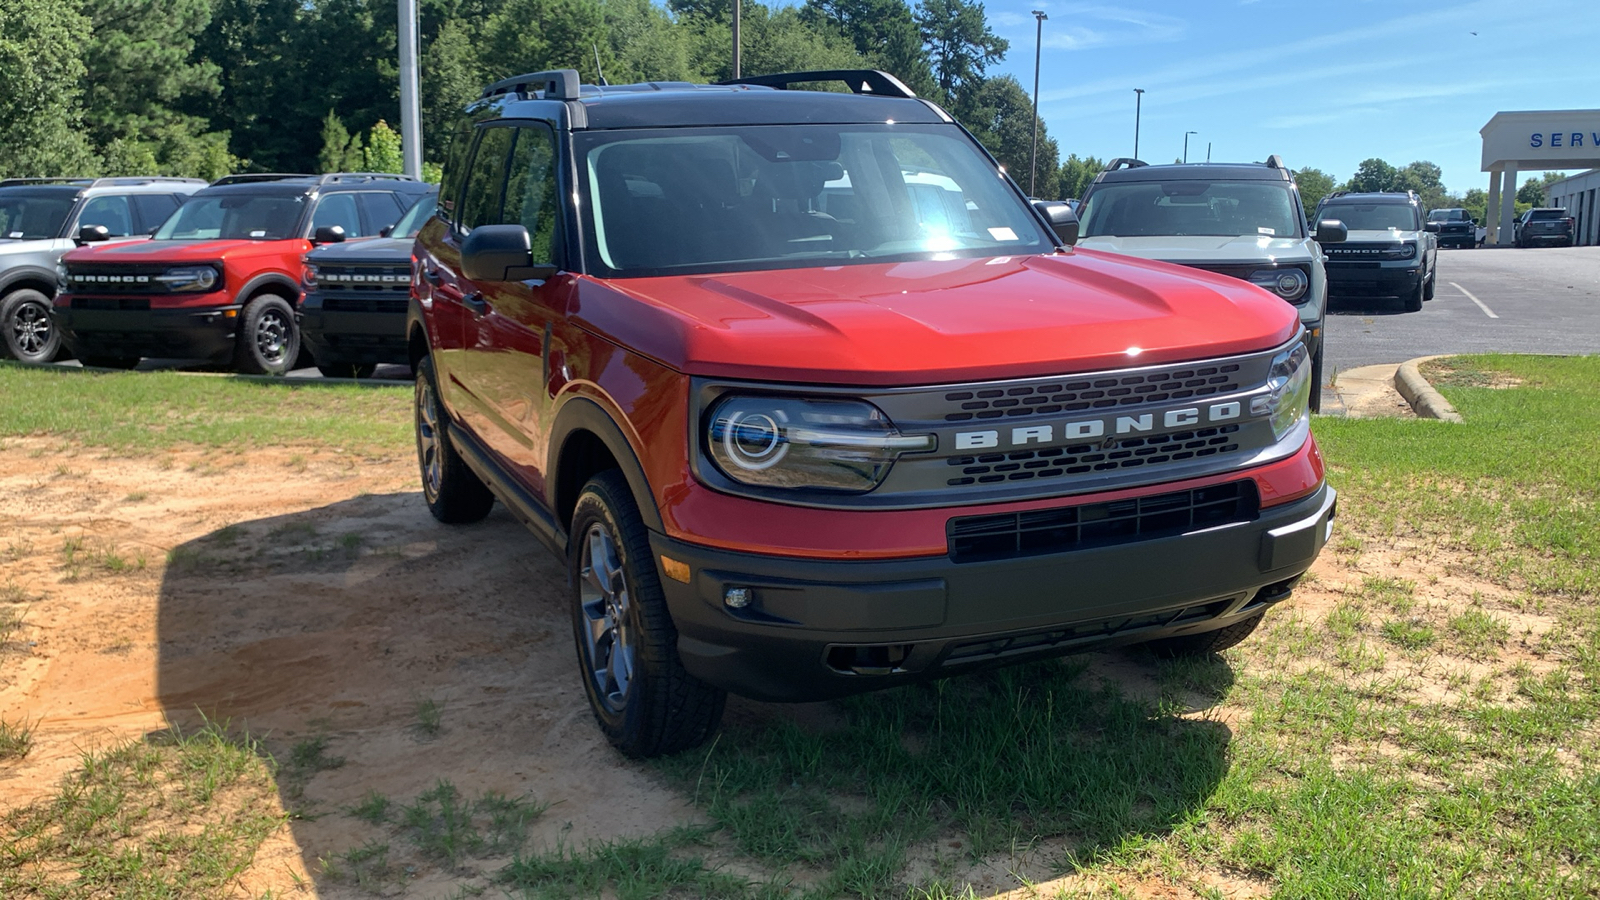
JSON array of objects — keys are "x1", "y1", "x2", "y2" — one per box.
[{"x1": 980, "y1": 0, "x2": 1600, "y2": 195}]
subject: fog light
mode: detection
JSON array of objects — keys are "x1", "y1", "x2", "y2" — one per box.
[{"x1": 723, "y1": 587, "x2": 752, "y2": 609}]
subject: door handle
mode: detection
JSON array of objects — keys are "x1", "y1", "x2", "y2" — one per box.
[
  {"x1": 422, "y1": 266, "x2": 442, "y2": 285},
  {"x1": 463, "y1": 292, "x2": 487, "y2": 314}
]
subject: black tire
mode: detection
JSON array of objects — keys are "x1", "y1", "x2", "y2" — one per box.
[
  {"x1": 1143, "y1": 611, "x2": 1265, "y2": 657},
  {"x1": 1423, "y1": 272, "x2": 1435, "y2": 302},
  {"x1": 233, "y1": 294, "x2": 300, "y2": 375},
  {"x1": 1402, "y1": 278, "x2": 1424, "y2": 313},
  {"x1": 80, "y1": 356, "x2": 140, "y2": 370},
  {"x1": 1, "y1": 288, "x2": 63, "y2": 364},
  {"x1": 570, "y1": 470, "x2": 725, "y2": 758},
  {"x1": 317, "y1": 362, "x2": 377, "y2": 379},
  {"x1": 414, "y1": 355, "x2": 494, "y2": 524},
  {"x1": 1309, "y1": 343, "x2": 1324, "y2": 414}
]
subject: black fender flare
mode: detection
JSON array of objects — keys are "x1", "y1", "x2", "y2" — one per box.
[
  {"x1": 547, "y1": 395, "x2": 665, "y2": 533},
  {"x1": 0, "y1": 267, "x2": 62, "y2": 300},
  {"x1": 231, "y1": 271, "x2": 302, "y2": 308}
]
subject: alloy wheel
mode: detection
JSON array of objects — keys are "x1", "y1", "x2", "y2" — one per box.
[
  {"x1": 415, "y1": 375, "x2": 443, "y2": 499},
  {"x1": 256, "y1": 309, "x2": 290, "y2": 363},
  {"x1": 578, "y1": 523, "x2": 635, "y2": 713},
  {"x1": 12, "y1": 300, "x2": 52, "y2": 358}
]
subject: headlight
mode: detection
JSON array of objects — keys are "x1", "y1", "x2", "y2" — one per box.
[
  {"x1": 55, "y1": 262, "x2": 69, "y2": 292},
  {"x1": 1247, "y1": 267, "x2": 1309, "y2": 302},
  {"x1": 1250, "y1": 342, "x2": 1312, "y2": 439},
  {"x1": 707, "y1": 396, "x2": 934, "y2": 492},
  {"x1": 303, "y1": 263, "x2": 319, "y2": 290},
  {"x1": 154, "y1": 265, "x2": 221, "y2": 292},
  {"x1": 1382, "y1": 243, "x2": 1417, "y2": 260}
]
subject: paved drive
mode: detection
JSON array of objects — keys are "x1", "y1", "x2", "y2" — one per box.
[{"x1": 1324, "y1": 245, "x2": 1600, "y2": 372}]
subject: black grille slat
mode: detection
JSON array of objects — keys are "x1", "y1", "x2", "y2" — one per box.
[
  {"x1": 946, "y1": 481, "x2": 1258, "y2": 563},
  {"x1": 944, "y1": 364, "x2": 1243, "y2": 421},
  {"x1": 944, "y1": 425, "x2": 1241, "y2": 487}
]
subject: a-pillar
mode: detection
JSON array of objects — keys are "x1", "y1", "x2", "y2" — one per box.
[
  {"x1": 1498, "y1": 165, "x2": 1519, "y2": 245},
  {"x1": 1485, "y1": 167, "x2": 1502, "y2": 244}
]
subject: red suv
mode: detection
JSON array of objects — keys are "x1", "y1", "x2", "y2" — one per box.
[
  {"x1": 56, "y1": 173, "x2": 430, "y2": 373},
  {"x1": 410, "y1": 70, "x2": 1335, "y2": 757}
]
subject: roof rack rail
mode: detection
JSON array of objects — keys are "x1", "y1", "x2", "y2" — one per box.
[
  {"x1": 0, "y1": 177, "x2": 94, "y2": 187},
  {"x1": 1323, "y1": 190, "x2": 1348, "y2": 200},
  {"x1": 317, "y1": 172, "x2": 418, "y2": 183},
  {"x1": 88, "y1": 176, "x2": 208, "y2": 188},
  {"x1": 1264, "y1": 154, "x2": 1285, "y2": 169},
  {"x1": 1103, "y1": 158, "x2": 1147, "y2": 172},
  {"x1": 480, "y1": 69, "x2": 582, "y2": 101},
  {"x1": 719, "y1": 70, "x2": 916, "y2": 98},
  {"x1": 210, "y1": 173, "x2": 317, "y2": 186}
]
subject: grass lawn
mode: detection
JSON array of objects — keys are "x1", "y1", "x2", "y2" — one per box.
[{"x1": 2, "y1": 354, "x2": 1597, "y2": 898}]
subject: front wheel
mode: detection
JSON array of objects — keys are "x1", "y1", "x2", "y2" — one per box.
[
  {"x1": 234, "y1": 294, "x2": 300, "y2": 375},
  {"x1": 1309, "y1": 343, "x2": 1324, "y2": 414},
  {"x1": 1403, "y1": 278, "x2": 1424, "y2": 313},
  {"x1": 570, "y1": 470, "x2": 725, "y2": 758},
  {"x1": 1, "y1": 289, "x2": 63, "y2": 364},
  {"x1": 1143, "y1": 611, "x2": 1264, "y2": 657}
]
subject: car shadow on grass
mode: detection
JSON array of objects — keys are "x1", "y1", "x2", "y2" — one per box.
[{"x1": 154, "y1": 491, "x2": 1236, "y2": 897}]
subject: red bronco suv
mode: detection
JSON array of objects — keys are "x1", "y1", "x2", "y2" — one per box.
[
  {"x1": 411, "y1": 70, "x2": 1335, "y2": 757},
  {"x1": 56, "y1": 173, "x2": 430, "y2": 373}
]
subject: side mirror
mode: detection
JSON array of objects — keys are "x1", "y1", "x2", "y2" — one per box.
[
  {"x1": 1031, "y1": 200, "x2": 1079, "y2": 247},
  {"x1": 378, "y1": 224, "x2": 394, "y2": 238},
  {"x1": 461, "y1": 224, "x2": 557, "y2": 282},
  {"x1": 313, "y1": 225, "x2": 346, "y2": 244},
  {"x1": 77, "y1": 224, "x2": 111, "y2": 244},
  {"x1": 1469, "y1": 218, "x2": 1477, "y2": 226},
  {"x1": 1314, "y1": 219, "x2": 1348, "y2": 244},
  {"x1": 1424, "y1": 222, "x2": 1440, "y2": 233}
]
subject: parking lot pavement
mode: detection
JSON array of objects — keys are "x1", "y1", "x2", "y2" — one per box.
[{"x1": 1324, "y1": 245, "x2": 1600, "y2": 372}]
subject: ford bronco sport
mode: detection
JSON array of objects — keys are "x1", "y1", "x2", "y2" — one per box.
[
  {"x1": 56, "y1": 173, "x2": 429, "y2": 373},
  {"x1": 411, "y1": 69, "x2": 1335, "y2": 757},
  {"x1": 1425, "y1": 207, "x2": 1476, "y2": 249},
  {"x1": 0, "y1": 176, "x2": 204, "y2": 363},
  {"x1": 1314, "y1": 190, "x2": 1437, "y2": 313},
  {"x1": 1074, "y1": 156, "x2": 1346, "y2": 413}
]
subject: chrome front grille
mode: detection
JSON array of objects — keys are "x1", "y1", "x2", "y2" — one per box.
[
  {"x1": 940, "y1": 363, "x2": 1243, "y2": 422},
  {"x1": 315, "y1": 264, "x2": 411, "y2": 293}
]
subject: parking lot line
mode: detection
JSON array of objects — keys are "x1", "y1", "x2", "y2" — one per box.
[{"x1": 1450, "y1": 281, "x2": 1499, "y2": 319}]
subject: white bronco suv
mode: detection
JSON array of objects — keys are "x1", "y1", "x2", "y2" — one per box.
[{"x1": 1074, "y1": 156, "x2": 1344, "y2": 411}]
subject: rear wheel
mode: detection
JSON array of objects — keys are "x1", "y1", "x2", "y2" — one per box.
[
  {"x1": 234, "y1": 294, "x2": 299, "y2": 375},
  {"x1": 414, "y1": 355, "x2": 494, "y2": 524},
  {"x1": 1143, "y1": 611, "x2": 1264, "y2": 657},
  {"x1": 570, "y1": 470, "x2": 725, "y2": 758},
  {"x1": 1, "y1": 289, "x2": 62, "y2": 364}
]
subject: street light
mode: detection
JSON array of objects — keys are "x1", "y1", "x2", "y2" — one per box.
[
  {"x1": 398, "y1": 0, "x2": 421, "y2": 178},
  {"x1": 1133, "y1": 88, "x2": 1144, "y2": 160},
  {"x1": 733, "y1": 0, "x2": 741, "y2": 79},
  {"x1": 1183, "y1": 130, "x2": 1198, "y2": 164},
  {"x1": 1028, "y1": 10, "x2": 1047, "y2": 197}
]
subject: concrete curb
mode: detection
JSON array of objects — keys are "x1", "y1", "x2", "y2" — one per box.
[{"x1": 1393, "y1": 356, "x2": 1464, "y2": 423}]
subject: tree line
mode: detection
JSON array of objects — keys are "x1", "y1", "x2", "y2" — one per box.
[{"x1": 1, "y1": 0, "x2": 1077, "y2": 198}]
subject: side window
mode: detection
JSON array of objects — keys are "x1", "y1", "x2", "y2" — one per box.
[
  {"x1": 458, "y1": 126, "x2": 515, "y2": 233},
  {"x1": 357, "y1": 192, "x2": 404, "y2": 234},
  {"x1": 437, "y1": 118, "x2": 478, "y2": 225},
  {"x1": 131, "y1": 194, "x2": 180, "y2": 234},
  {"x1": 502, "y1": 124, "x2": 560, "y2": 263},
  {"x1": 312, "y1": 192, "x2": 364, "y2": 237},
  {"x1": 77, "y1": 195, "x2": 135, "y2": 237}
]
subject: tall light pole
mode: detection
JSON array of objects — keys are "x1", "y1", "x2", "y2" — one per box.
[
  {"x1": 732, "y1": 0, "x2": 741, "y2": 79},
  {"x1": 1183, "y1": 130, "x2": 1197, "y2": 164},
  {"x1": 1028, "y1": 10, "x2": 1047, "y2": 197},
  {"x1": 1133, "y1": 88, "x2": 1144, "y2": 160},
  {"x1": 398, "y1": 0, "x2": 421, "y2": 179}
]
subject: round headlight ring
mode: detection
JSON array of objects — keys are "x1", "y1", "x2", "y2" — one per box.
[{"x1": 720, "y1": 411, "x2": 789, "y2": 471}]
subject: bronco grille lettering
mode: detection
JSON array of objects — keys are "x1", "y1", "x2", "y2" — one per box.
[{"x1": 956, "y1": 400, "x2": 1245, "y2": 451}]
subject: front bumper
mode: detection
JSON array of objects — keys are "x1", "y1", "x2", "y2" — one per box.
[
  {"x1": 655, "y1": 482, "x2": 1335, "y2": 701},
  {"x1": 1324, "y1": 264, "x2": 1422, "y2": 299},
  {"x1": 298, "y1": 292, "x2": 409, "y2": 366},
  {"x1": 55, "y1": 301, "x2": 238, "y2": 363}
]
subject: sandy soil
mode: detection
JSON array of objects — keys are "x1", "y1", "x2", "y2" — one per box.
[{"x1": 0, "y1": 423, "x2": 1551, "y2": 899}]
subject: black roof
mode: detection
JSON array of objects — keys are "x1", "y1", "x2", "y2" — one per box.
[
  {"x1": 473, "y1": 69, "x2": 950, "y2": 130},
  {"x1": 190, "y1": 174, "x2": 430, "y2": 200}
]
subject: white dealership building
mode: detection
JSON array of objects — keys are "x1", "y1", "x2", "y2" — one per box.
[{"x1": 1480, "y1": 109, "x2": 1600, "y2": 245}]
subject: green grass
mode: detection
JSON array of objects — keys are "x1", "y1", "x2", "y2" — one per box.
[
  {"x1": 0, "y1": 720, "x2": 284, "y2": 897},
  {"x1": 0, "y1": 363, "x2": 409, "y2": 452}
]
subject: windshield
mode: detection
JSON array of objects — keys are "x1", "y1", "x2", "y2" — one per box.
[
  {"x1": 0, "y1": 190, "x2": 76, "y2": 240},
  {"x1": 154, "y1": 192, "x2": 306, "y2": 240},
  {"x1": 1319, "y1": 202, "x2": 1417, "y2": 231},
  {"x1": 1078, "y1": 181, "x2": 1301, "y2": 239},
  {"x1": 574, "y1": 124, "x2": 1054, "y2": 277},
  {"x1": 1427, "y1": 209, "x2": 1467, "y2": 222},
  {"x1": 390, "y1": 190, "x2": 436, "y2": 239}
]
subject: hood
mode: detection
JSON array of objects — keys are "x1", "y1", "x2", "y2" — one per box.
[
  {"x1": 0, "y1": 238, "x2": 56, "y2": 256},
  {"x1": 1075, "y1": 234, "x2": 1313, "y2": 264},
  {"x1": 1341, "y1": 229, "x2": 1418, "y2": 243},
  {"x1": 62, "y1": 237, "x2": 309, "y2": 265},
  {"x1": 305, "y1": 236, "x2": 413, "y2": 264},
  {"x1": 572, "y1": 250, "x2": 1299, "y2": 386}
]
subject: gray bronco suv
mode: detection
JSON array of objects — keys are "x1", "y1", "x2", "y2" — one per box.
[
  {"x1": 1314, "y1": 190, "x2": 1437, "y2": 313},
  {"x1": 0, "y1": 177, "x2": 205, "y2": 363},
  {"x1": 1074, "y1": 156, "x2": 1345, "y2": 412}
]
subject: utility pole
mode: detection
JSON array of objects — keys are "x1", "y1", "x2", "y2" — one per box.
[
  {"x1": 732, "y1": 0, "x2": 741, "y2": 79},
  {"x1": 1028, "y1": 10, "x2": 1047, "y2": 197},
  {"x1": 1206, "y1": 141, "x2": 1211, "y2": 163},
  {"x1": 398, "y1": 0, "x2": 422, "y2": 179},
  {"x1": 1183, "y1": 130, "x2": 1197, "y2": 164},
  {"x1": 1133, "y1": 88, "x2": 1144, "y2": 159}
]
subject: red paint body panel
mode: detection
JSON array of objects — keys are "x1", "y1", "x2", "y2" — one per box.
[
  {"x1": 572, "y1": 249, "x2": 1300, "y2": 387},
  {"x1": 59, "y1": 237, "x2": 313, "y2": 309}
]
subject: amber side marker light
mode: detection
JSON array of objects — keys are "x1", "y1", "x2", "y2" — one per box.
[
  {"x1": 224, "y1": 309, "x2": 238, "y2": 318},
  {"x1": 660, "y1": 555, "x2": 690, "y2": 584}
]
